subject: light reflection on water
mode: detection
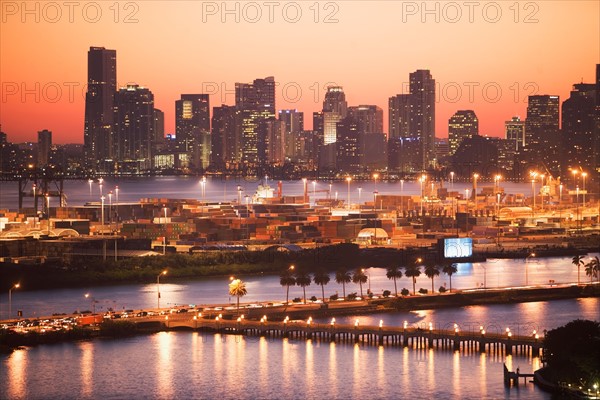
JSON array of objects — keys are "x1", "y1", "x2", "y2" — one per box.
[{"x1": 19, "y1": 332, "x2": 537, "y2": 399}]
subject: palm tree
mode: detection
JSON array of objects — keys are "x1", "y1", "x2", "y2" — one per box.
[
  {"x1": 294, "y1": 270, "x2": 312, "y2": 304},
  {"x1": 572, "y1": 255, "x2": 585, "y2": 285},
  {"x1": 335, "y1": 269, "x2": 352, "y2": 299},
  {"x1": 386, "y1": 265, "x2": 402, "y2": 296},
  {"x1": 404, "y1": 263, "x2": 422, "y2": 295},
  {"x1": 442, "y1": 263, "x2": 458, "y2": 292},
  {"x1": 352, "y1": 269, "x2": 368, "y2": 298},
  {"x1": 228, "y1": 279, "x2": 247, "y2": 315},
  {"x1": 584, "y1": 256, "x2": 599, "y2": 284},
  {"x1": 313, "y1": 270, "x2": 331, "y2": 302},
  {"x1": 424, "y1": 261, "x2": 440, "y2": 293},
  {"x1": 279, "y1": 268, "x2": 296, "y2": 304}
]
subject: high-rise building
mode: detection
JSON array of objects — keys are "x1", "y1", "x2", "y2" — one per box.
[
  {"x1": 389, "y1": 70, "x2": 436, "y2": 170},
  {"x1": 83, "y1": 47, "x2": 117, "y2": 171},
  {"x1": 336, "y1": 116, "x2": 361, "y2": 173},
  {"x1": 154, "y1": 109, "x2": 165, "y2": 142},
  {"x1": 278, "y1": 109, "x2": 304, "y2": 160},
  {"x1": 113, "y1": 84, "x2": 154, "y2": 171},
  {"x1": 525, "y1": 95, "x2": 560, "y2": 175},
  {"x1": 448, "y1": 110, "x2": 478, "y2": 156},
  {"x1": 37, "y1": 129, "x2": 52, "y2": 167},
  {"x1": 211, "y1": 105, "x2": 240, "y2": 167},
  {"x1": 505, "y1": 116, "x2": 526, "y2": 151},
  {"x1": 410, "y1": 70, "x2": 436, "y2": 168},
  {"x1": 562, "y1": 83, "x2": 597, "y2": 178},
  {"x1": 235, "y1": 77, "x2": 276, "y2": 165},
  {"x1": 264, "y1": 119, "x2": 286, "y2": 165},
  {"x1": 322, "y1": 87, "x2": 348, "y2": 145},
  {"x1": 348, "y1": 105, "x2": 384, "y2": 136},
  {"x1": 388, "y1": 94, "x2": 411, "y2": 139},
  {"x1": 175, "y1": 94, "x2": 210, "y2": 170}
]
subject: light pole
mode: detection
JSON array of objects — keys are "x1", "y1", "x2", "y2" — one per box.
[
  {"x1": 9, "y1": 283, "x2": 20, "y2": 319},
  {"x1": 157, "y1": 270, "x2": 167, "y2": 310},
  {"x1": 46, "y1": 194, "x2": 50, "y2": 235},
  {"x1": 400, "y1": 179, "x2": 404, "y2": 213},
  {"x1": 201, "y1": 176, "x2": 206, "y2": 202},
  {"x1": 115, "y1": 186, "x2": 119, "y2": 229},
  {"x1": 419, "y1": 175, "x2": 425, "y2": 216},
  {"x1": 312, "y1": 180, "x2": 316, "y2": 205},
  {"x1": 99, "y1": 177, "x2": 103, "y2": 197},
  {"x1": 582, "y1": 171, "x2": 587, "y2": 206},
  {"x1": 88, "y1": 179, "x2": 93, "y2": 198},
  {"x1": 346, "y1": 177, "x2": 352, "y2": 210},
  {"x1": 530, "y1": 171, "x2": 537, "y2": 218},
  {"x1": 100, "y1": 195, "x2": 105, "y2": 235},
  {"x1": 85, "y1": 293, "x2": 96, "y2": 314},
  {"x1": 32, "y1": 184, "x2": 37, "y2": 217},
  {"x1": 163, "y1": 206, "x2": 168, "y2": 255},
  {"x1": 373, "y1": 173, "x2": 379, "y2": 193},
  {"x1": 472, "y1": 173, "x2": 479, "y2": 214},
  {"x1": 465, "y1": 189, "x2": 470, "y2": 234},
  {"x1": 302, "y1": 178, "x2": 308, "y2": 204},
  {"x1": 358, "y1": 187, "x2": 362, "y2": 206},
  {"x1": 540, "y1": 174, "x2": 546, "y2": 211},
  {"x1": 237, "y1": 185, "x2": 242, "y2": 204},
  {"x1": 329, "y1": 183, "x2": 332, "y2": 200},
  {"x1": 450, "y1": 171, "x2": 454, "y2": 189},
  {"x1": 108, "y1": 191, "x2": 113, "y2": 228},
  {"x1": 559, "y1": 183, "x2": 563, "y2": 228},
  {"x1": 576, "y1": 186, "x2": 580, "y2": 233}
]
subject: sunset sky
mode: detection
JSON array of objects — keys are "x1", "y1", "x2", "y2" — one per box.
[{"x1": 1, "y1": 1, "x2": 598, "y2": 144}]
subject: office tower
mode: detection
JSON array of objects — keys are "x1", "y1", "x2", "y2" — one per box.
[
  {"x1": 322, "y1": 87, "x2": 348, "y2": 145},
  {"x1": 154, "y1": 109, "x2": 165, "y2": 142},
  {"x1": 175, "y1": 94, "x2": 210, "y2": 170},
  {"x1": 113, "y1": 84, "x2": 154, "y2": 171},
  {"x1": 235, "y1": 77, "x2": 276, "y2": 165},
  {"x1": 388, "y1": 94, "x2": 410, "y2": 139},
  {"x1": 434, "y1": 138, "x2": 449, "y2": 161},
  {"x1": 279, "y1": 109, "x2": 304, "y2": 160},
  {"x1": 336, "y1": 116, "x2": 361, "y2": 173},
  {"x1": 562, "y1": 83, "x2": 597, "y2": 178},
  {"x1": 448, "y1": 110, "x2": 478, "y2": 156},
  {"x1": 492, "y1": 137, "x2": 516, "y2": 176},
  {"x1": 83, "y1": 47, "x2": 117, "y2": 171},
  {"x1": 410, "y1": 70, "x2": 436, "y2": 169},
  {"x1": 264, "y1": 119, "x2": 286, "y2": 165},
  {"x1": 211, "y1": 105, "x2": 240, "y2": 167},
  {"x1": 37, "y1": 129, "x2": 52, "y2": 167},
  {"x1": 388, "y1": 137, "x2": 422, "y2": 173},
  {"x1": 348, "y1": 105, "x2": 384, "y2": 136},
  {"x1": 505, "y1": 116, "x2": 526, "y2": 151},
  {"x1": 389, "y1": 69, "x2": 436, "y2": 170},
  {"x1": 525, "y1": 95, "x2": 560, "y2": 175}
]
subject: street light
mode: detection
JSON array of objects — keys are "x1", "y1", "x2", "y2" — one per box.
[
  {"x1": 346, "y1": 177, "x2": 352, "y2": 210},
  {"x1": 400, "y1": 179, "x2": 404, "y2": 213},
  {"x1": 450, "y1": 171, "x2": 454, "y2": 189},
  {"x1": 200, "y1": 176, "x2": 206, "y2": 202},
  {"x1": 582, "y1": 172, "x2": 587, "y2": 206},
  {"x1": 99, "y1": 177, "x2": 103, "y2": 197},
  {"x1": 84, "y1": 293, "x2": 96, "y2": 314},
  {"x1": 88, "y1": 179, "x2": 93, "y2": 198},
  {"x1": 419, "y1": 175, "x2": 426, "y2": 216},
  {"x1": 157, "y1": 270, "x2": 167, "y2": 310},
  {"x1": 358, "y1": 187, "x2": 362, "y2": 206},
  {"x1": 100, "y1": 195, "x2": 105, "y2": 235},
  {"x1": 46, "y1": 194, "x2": 51, "y2": 235},
  {"x1": 530, "y1": 171, "x2": 538, "y2": 217},
  {"x1": 8, "y1": 283, "x2": 20, "y2": 319},
  {"x1": 373, "y1": 173, "x2": 379, "y2": 192},
  {"x1": 472, "y1": 173, "x2": 479, "y2": 213},
  {"x1": 302, "y1": 178, "x2": 308, "y2": 204},
  {"x1": 312, "y1": 180, "x2": 316, "y2": 205},
  {"x1": 108, "y1": 191, "x2": 113, "y2": 227}
]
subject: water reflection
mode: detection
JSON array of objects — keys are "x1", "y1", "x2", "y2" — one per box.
[
  {"x1": 452, "y1": 351, "x2": 461, "y2": 398},
  {"x1": 156, "y1": 332, "x2": 173, "y2": 399},
  {"x1": 329, "y1": 343, "x2": 338, "y2": 399},
  {"x1": 79, "y1": 341, "x2": 94, "y2": 398},
  {"x1": 7, "y1": 348, "x2": 27, "y2": 399}
]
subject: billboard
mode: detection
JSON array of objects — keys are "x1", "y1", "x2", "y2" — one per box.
[{"x1": 444, "y1": 238, "x2": 473, "y2": 258}]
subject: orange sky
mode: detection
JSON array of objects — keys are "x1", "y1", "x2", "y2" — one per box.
[{"x1": 1, "y1": 1, "x2": 598, "y2": 144}]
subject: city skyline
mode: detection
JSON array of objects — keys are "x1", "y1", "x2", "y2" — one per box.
[{"x1": 1, "y1": 1, "x2": 598, "y2": 144}]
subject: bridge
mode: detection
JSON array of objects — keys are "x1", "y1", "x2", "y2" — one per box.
[{"x1": 137, "y1": 314, "x2": 543, "y2": 357}]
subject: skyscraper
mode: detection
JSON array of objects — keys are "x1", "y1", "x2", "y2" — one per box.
[
  {"x1": 525, "y1": 95, "x2": 560, "y2": 175},
  {"x1": 113, "y1": 84, "x2": 154, "y2": 172},
  {"x1": 278, "y1": 109, "x2": 304, "y2": 161},
  {"x1": 388, "y1": 94, "x2": 410, "y2": 139},
  {"x1": 388, "y1": 70, "x2": 436, "y2": 170},
  {"x1": 410, "y1": 70, "x2": 436, "y2": 169},
  {"x1": 505, "y1": 116, "x2": 526, "y2": 151},
  {"x1": 336, "y1": 116, "x2": 361, "y2": 173},
  {"x1": 562, "y1": 83, "x2": 597, "y2": 178},
  {"x1": 175, "y1": 94, "x2": 210, "y2": 170},
  {"x1": 211, "y1": 105, "x2": 240, "y2": 167},
  {"x1": 37, "y1": 129, "x2": 52, "y2": 168},
  {"x1": 322, "y1": 87, "x2": 347, "y2": 145},
  {"x1": 83, "y1": 47, "x2": 117, "y2": 171},
  {"x1": 448, "y1": 110, "x2": 479, "y2": 156},
  {"x1": 235, "y1": 77, "x2": 276, "y2": 166}
]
